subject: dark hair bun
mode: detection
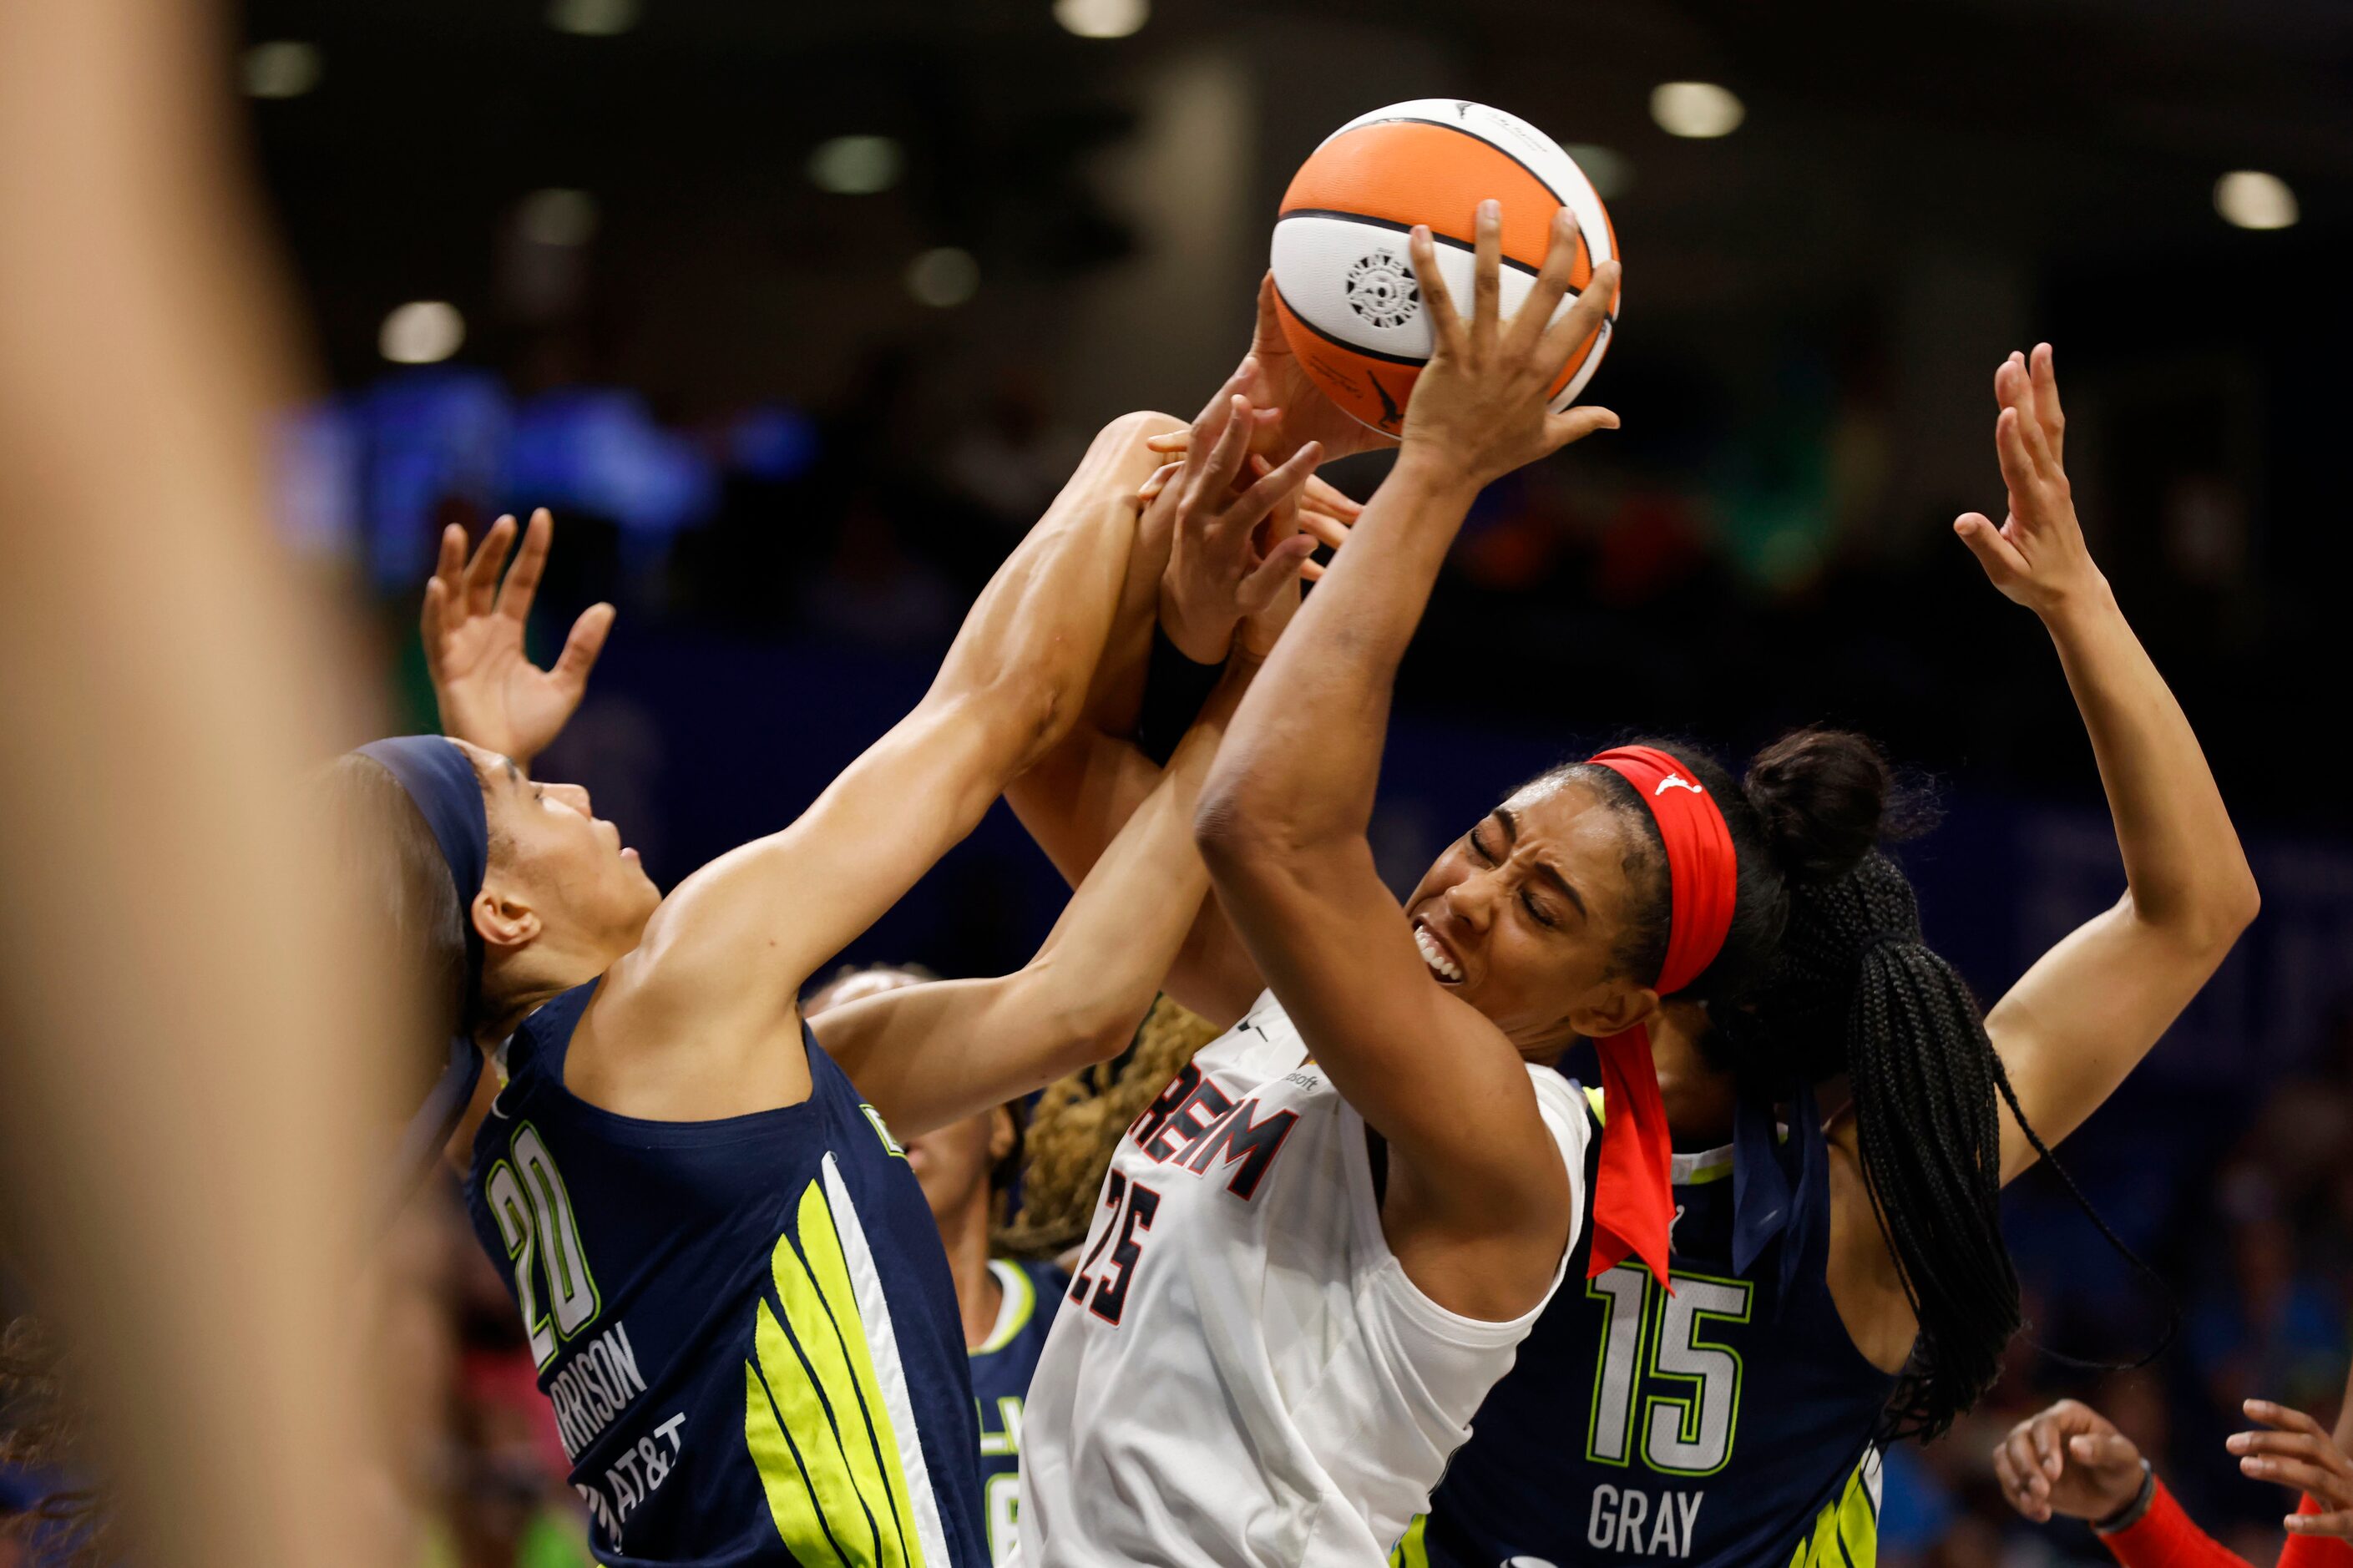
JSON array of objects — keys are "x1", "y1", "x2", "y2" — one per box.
[{"x1": 1742, "y1": 727, "x2": 1890, "y2": 883}]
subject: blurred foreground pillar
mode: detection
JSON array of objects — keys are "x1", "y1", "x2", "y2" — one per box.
[{"x1": 0, "y1": 1, "x2": 402, "y2": 1564}]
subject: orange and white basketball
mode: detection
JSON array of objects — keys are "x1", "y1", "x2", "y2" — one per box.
[{"x1": 1270, "y1": 99, "x2": 1619, "y2": 438}]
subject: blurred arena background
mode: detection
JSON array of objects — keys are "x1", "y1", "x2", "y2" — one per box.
[{"x1": 24, "y1": 0, "x2": 2353, "y2": 1563}]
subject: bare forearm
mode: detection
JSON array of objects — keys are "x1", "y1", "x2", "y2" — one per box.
[
  {"x1": 821, "y1": 665, "x2": 1248, "y2": 1133},
  {"x1": 925, "y1": 412, "x2": 1179, "y2": 778},
  {"x1": 1030, "y1": 660, "x2": 1248, "y2": 1034},
  {"x1": 1201, "y1": 453, "x2": 1476, "y2": 851},
  {"x1": 2042, "y1": 584, "x2": 2257, "y2": 940}
]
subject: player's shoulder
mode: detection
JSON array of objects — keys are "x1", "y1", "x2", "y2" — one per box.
[
  {"x1": 1195, "y1": 989, "x2": 1314, "y2": 1080},
  {"x1": 1525, "y1": 1066, "x2": 1599, "y2": 1154}
]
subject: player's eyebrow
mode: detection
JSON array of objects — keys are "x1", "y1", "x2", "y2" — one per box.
[
  {"x1": 1493, "y1": 806, "x2": 1588, "y2": 918},
  {"x1": 503, "y1": 756, "x2": 523, "y2": 787}
]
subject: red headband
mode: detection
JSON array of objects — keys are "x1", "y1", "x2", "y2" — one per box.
[{"x1": 1579, "y1": 745, "x2": 1739, "y2": 1287}]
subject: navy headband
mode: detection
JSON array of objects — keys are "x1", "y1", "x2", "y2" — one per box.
[{"x1": 357, "y1": 735, "x2": 490, "y2": 1215}]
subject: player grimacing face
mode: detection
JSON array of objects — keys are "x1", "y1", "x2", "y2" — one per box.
[
  {"x1": 456, "y1": 738, "x2": 661, "y2": 989},
  {"x1": 1400, "y1": 774, "x2": 1660, "y2": 1059}
]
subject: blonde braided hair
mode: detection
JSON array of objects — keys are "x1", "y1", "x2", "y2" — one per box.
[
  {"x1": 997, "y1": 994, "x2": 1222, "y2": 1259},
  {"x1": 1, "y1": 1316, "x2": 105, "y2": 1565}
]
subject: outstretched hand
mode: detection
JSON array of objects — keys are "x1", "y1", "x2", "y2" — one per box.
[
  {"x1": 1143, "y1": 434, "x2": 1362, "y2": 582},
  {"x1": 2230, "y1": 1399, "x2": 2353, "y2": 1536},
  {"x1": 1954, "y1": 344, "x2": 2106, "y2": 619},
  {"x1": 1139, "y1": 368, "x2": 1323, "y2": 665},
  {"x1": 1991, "y1": 1399, "x2": 2147, "y2": 1525},
  {"x1": 1399, "y1": 202, "x2": 1620, "y2": 493},
  {"x1": 421, "y1": 508, "x2": 614, "y2": 770}
]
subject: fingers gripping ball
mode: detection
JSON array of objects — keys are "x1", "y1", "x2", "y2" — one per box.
[{"x1": 1270, "y1": 99, "x2": 1620, "y2": 438}]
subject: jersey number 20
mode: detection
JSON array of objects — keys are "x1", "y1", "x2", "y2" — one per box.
[
  {"x1": 484, "y1": 1124, "x2": 602, "y2": 1367},
  {"x1": 1584, "y1": 1265, "x2": 1753, "y2": 1476}
]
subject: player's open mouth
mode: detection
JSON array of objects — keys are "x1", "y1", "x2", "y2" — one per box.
[{"x1": 1413, "y1": 920, "x2": 1465, "y2": 984}]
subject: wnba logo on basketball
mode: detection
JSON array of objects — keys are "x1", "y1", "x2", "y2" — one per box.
[
  {"x1": 1344, "y1": 252, "x2": 1419, "y2": 329},
  {"x1": 1269, "y1": 98, "x2": 1619, "y2": 436}
]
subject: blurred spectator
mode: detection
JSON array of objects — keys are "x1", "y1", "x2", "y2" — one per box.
[{"x1": 2192, "y1": 1176, "x2": 2347, "y2": 1434}]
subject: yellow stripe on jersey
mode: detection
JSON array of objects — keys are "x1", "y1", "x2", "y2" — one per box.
[
  {"x1": 775, "y1": 1206, "x2": 910, "y2": 1565},
  {"x1": 746, "y1": 1353, "x2": 853, "y2": 1568},
  {"x1": 1784, "y1": 1449, "x2": 1880, "y2": 1568},
  {"x1": 1389, "y1": 1512, "x2": 1431, "y2": 1568},
  {"x1": 753, "y1": 1296, "x2": 884, "y2": 1562},
  {"x1": 744, "y1": 1176, "x2": 933, "y2": 1567}
]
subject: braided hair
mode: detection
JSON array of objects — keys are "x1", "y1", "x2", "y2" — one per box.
[
  {"x1": 1715, "y1": 740, "x2": 2158, "y2": 1442},
  {"x1": 0, "y1": 1316, "x2": 105, "y2": 1566},
  {"x1": 1000, "y1": 994, "x2": 1225, "y2": 1259},
  {"x1": 1728, "y1": 852, "x2": 2022, "y2": 1439}
]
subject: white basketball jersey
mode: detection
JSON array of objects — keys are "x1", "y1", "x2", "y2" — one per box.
[{"x1": 1014, "y1": 991, "x2": 1593, "y2": 1568}]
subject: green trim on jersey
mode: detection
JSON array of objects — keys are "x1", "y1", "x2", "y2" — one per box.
[{"x1": 970, "y1": 1259, "x2": 1037, "y2": 1358}]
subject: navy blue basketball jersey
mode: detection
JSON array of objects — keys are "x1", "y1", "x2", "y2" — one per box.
[
  {"x1": 463, "y1": 982, "x2": 989, "y2": 1568},
  {"x1": 966, "y1": 1257, "x2": 1065, "y2": 1566},
  {"x1": 1402, "y1": 1090, "x2": 1898, "y2": 1568}
]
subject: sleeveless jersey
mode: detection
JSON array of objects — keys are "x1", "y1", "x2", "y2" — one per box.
[
  {"x1": 969, "y1": 1257, "x2": 1065, "y2": 1567},
  {"x1": 462, "y1": 982, "x2": 989, "y2": 1568},
  {"x1": 1404, "y1": 1091, "x2": 1900, "y2": 1568},
  {"x1": 1014, "y1": 992, "x2": 1595, "y2": 1568}
]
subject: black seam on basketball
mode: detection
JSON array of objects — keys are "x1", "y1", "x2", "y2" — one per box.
[
  {"x1": 1270, "y1": 281, "x2": 1430, "y2": 367},
  {"x1": 1316, "y1": 115, "x2": 1571, "y2": 207},
  {"x1": 1276, "y1": 209, "x2": 1546, "y2": 280}
]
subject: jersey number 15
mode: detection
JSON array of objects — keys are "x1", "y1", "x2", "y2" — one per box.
[{"x1": 1585, "y1": 1265, "x2": 1753, "y2": 1477}]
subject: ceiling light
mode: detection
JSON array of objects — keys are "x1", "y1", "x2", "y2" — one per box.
[
  {"x1": 906, "y1": 248, "x2": 979, "y2": 309},
  {"x1": 1054, "y1": 0, "x2": 1148, "y2": 40},
  {"x1": 380, "y1": 301, "x2": 465, "y2": 365},
  {"x1": 519, "y1": 189, "x2": 600, "y2": 247},
  {"x1": 2214, "y1": 170, "x2": 2298, "y2": 230},
  {"x1": 808, "y1": 136, "x2": 903, "y2": 196},
  {"x1": 548, "y1": 0, "x2": 638, "y2": 38},
  {"x1": 1650, "y1": 82, "x2": 1744, "y2": 139},
  {"x1": 242, "y1": 40, "x2": 321, "y2": 100}
]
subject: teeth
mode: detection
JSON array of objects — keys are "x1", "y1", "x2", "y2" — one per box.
[{"x1": 1414, "y1": 924, "x2": 1464, "y2": 983}]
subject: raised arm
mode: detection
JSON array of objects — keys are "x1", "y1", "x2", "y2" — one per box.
[
  {"x1": 582, "y1": 412, "x2": 1179, "y2": 1111},
  {"x1": 1008, "y1": 372, "x2": 1351, "y2": 1025},
  {"x1": 809, "y1": 649, "x2": 1265, "y2": 1140},
  {"x1": 825, "y1": 397, "x2": 1318, "y2": 1132},
  {"x1": 422, "y1": 508, "x2": 613, "y2": 772},
  {"x1": 1950, "y1": 347, "x2": 2260, "y2": 1183},
  {"x1": 1195, "y1": 205, "x2": 1620, "y2": 1319}
]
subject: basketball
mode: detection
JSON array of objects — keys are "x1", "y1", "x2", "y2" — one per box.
[{"x1": 1270, "y1": 99, "x2": 1619, "y2": 438}]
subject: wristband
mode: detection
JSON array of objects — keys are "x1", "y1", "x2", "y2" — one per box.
[
  {"x1": 2093, "y1": 1462, "x2": 2158, "y2": 1535},
  {"x1": 1136, "y1": 622, "x2": 1225, "y2": 766}
]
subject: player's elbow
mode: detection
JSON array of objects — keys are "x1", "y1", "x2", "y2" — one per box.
[
  {"x1": 1194, "y1": 779, "x2": 1283, "y2": 880},
  {"x1": 2128, "y1": 859, "x2": 2261, "y2": 963},
  {"x1": 2202, "y1": 863, "x2": 2261, "y2": 951},
  {"x1": 2218, "y1": 860, "x2": 2261, "y2": 937},
  {"x1": 1021, "y1": 967, "x2": 1152, "y2": 1079},
  {"x1": 935, "y1": 666, "x2": 1070, "y2": 791}
]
